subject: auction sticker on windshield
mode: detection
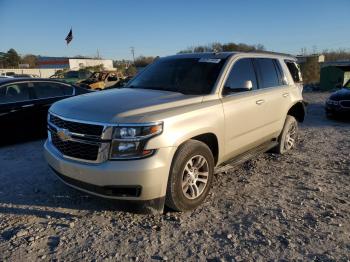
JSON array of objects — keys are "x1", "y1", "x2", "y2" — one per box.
[{"x1": 198, "y1": 58, "x2": 221, "y2": 63}]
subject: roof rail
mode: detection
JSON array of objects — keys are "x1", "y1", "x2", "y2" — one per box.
[{"x1": 246, "y1": 50, "x2": 295, "y2": 58}]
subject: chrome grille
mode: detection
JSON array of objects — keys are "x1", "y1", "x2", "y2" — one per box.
[
  {"x1": 51, "y1": 132, "x2": 100, "y2": 161},
  {"x1": 48, "y1": 113, "x2": 109, "y2": 163},
  {"x1": 49, "y1": 114, "x2": 104, "y2": 137}
]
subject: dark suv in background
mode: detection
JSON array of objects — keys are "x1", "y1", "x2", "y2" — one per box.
[{"x1": 326, "y1": 79, "x2": 350, "y2": 118}]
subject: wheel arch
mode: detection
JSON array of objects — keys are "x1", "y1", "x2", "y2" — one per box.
[
  {"x1": 287, "y1": 101, "x2": 306, "y2": 122},
  {"x1": 179, "y1": 133, "x2": 220, "y2": 166}
]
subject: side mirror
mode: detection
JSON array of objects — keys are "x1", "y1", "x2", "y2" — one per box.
[
  {"x1": 243, "y1": 80, "x2": 253, "y2": 90},
  {"x1": 223, "y1": 80, "x2": 254, "y2": 95}
]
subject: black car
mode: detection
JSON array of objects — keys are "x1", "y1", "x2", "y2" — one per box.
[
  {"x1": 0, "y1": 78, "x2": 89, "y2": 144},
  {"x1": 325, "y1": 80, "x2": 350, "y2": 118}
]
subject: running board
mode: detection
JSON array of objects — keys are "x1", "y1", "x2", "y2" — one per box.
[{"x1": 215, "y1": 141, "x2": 278, "y2": 174}]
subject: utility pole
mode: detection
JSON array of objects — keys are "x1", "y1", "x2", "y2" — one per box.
[{"x1": 130, "y1": 47, "x2": 135, "y2": 64}]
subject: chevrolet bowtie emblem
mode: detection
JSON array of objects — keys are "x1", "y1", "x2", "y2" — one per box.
[{"x1": 57, "y1": 128, "x2": 72, "y2": 142}]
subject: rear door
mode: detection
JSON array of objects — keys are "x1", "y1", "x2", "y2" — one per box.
[
  {"x1": 252, "y1": 58, "x2": 291, "y2": 136},
  {"x1": 31, "y1": 81, "x2": 74, "y2": 128}
]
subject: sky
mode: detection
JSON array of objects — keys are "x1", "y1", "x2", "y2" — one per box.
[{"x1": 0, "y1": 0, "x2": 349, "y2": 60}]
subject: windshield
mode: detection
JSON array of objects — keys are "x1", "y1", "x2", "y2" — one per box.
[{"x1": 127, "y1": 57, "x2": 226, "y2": 95}]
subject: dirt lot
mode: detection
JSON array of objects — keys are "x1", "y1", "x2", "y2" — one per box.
[{"x1": 0, "y1": 92, "x2": 349, "y2": 261}]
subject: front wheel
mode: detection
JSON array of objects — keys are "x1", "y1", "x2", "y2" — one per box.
[
  {"x1": 273, "y1": 115, "x2": 298, "y2": 154},
  {"x1": 165, "y1": 140, "x2": 214, "y2": 211}
]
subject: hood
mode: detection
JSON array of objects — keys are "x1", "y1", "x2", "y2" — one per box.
[
  {"x1": 329, "y1": 88, "x2": 350, "y2": 101},
  {"x1": 50, "y1": 88, "x2": 203, "y2": 123}
]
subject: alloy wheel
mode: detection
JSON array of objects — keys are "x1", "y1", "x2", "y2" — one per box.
[{"x1": 181, "y1": 155, "x2": 209, "y2": 200}]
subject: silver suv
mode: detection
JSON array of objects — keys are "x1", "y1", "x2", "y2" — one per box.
[{"x1": 44, "y1": 52, "x2": 305, "y2": 212}]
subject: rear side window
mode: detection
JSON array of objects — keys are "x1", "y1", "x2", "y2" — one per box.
[
  {"x1": 32, "y1": 82, "x2": 69, "y2": 99},
  {"x1": 0, "y1": 83, "x2": 30, "y2": 103},
  {"x1": 255, "y1": 58, "x2": 281, "y2": 88},
  {"x1": 285, "y1": 60, "x2": 302, "y2": 83},
  {"x1": 274, "y1": 60, "x2": 288, "y2": 85},
  {"x1": 224, "y1": 58, "x2": 258, "y2": 93},
  {"x1": 59, "y1": 83, "x2": 74, "y2": 95}
]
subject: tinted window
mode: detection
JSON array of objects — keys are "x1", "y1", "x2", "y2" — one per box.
[
  {"x1": 255, "y1": 58, "x2": 280, "y2": 88},
  {"x1": 285, "y1": 60, "x2": 302, "y2": 83},
  {"x1": 128, "y1": 58, "x2": 226, "y2": 95},
  {"x1": 61, "y1": 84, "x2": 74, "y2": 95},
  {"x1": 32, "y1": 82, "x2": 67, "y2": 99},
  {"x1": 64, "y1": 71, "x2": 79, "y2": 78},
  {"x1": 274, "y1": 60, "x2": 288, "y2": 85},
  {"x1": 0, "y1": 83, "x2": 30, "y2": 103},
  {"x1": 224, "y1": 58, "x2": 257, "y2": 94}
]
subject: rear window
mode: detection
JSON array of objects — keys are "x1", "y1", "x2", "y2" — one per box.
[
  {"x1": 285, "y1": 60, "x2": 302, "y2": 83},
  {"x1": 32, "y1": 82, "x2": 68, "y2": 99}
]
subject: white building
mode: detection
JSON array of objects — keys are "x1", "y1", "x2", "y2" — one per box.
[{"x1": 37, "y1": 57, "x2": 114, "y2": 70}]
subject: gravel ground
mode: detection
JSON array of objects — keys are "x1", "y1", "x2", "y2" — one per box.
[{"x1": 0, "y1": 92, "x2": 349, "y2": 261}]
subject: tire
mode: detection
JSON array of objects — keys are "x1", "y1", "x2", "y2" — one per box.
[
  {"x1": 165, "y1": 140, "x2": 214, "y2": 211},
  {"x1": 272, "y1": 115, "x2": 298, "y2": 154}
]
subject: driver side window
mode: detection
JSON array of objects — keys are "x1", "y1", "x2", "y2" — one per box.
[{"x1": 223, "y1": 58, "x2": 257, "y2": 95}]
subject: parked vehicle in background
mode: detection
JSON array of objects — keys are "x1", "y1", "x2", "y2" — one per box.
[
  {"x1": 104, "y1": 76, "x2": 133, "y2": 90},
  {"x1": 0, "y1": 72, "x2": 15, "y2": 77},
  {"x1": 0, "y1": 78, "x2": 90, "y2": 144},
  {"x1": 325, "y1": 79, "x2": 350, "y2": 118},
  {"x1": 44, "y1": 52, "x2": 305, "y2": 212},
  {"x1": 77, "y1": 71, "x2": 122, "y2": 90},
  {"x1": 50, "y1": 70, "x2": 92, "y2": 85},
  {"x1": 0, "y1": 75, "x2": 13, "y2": 79},
  {"x1": 13, "y1": 74, "x2": 35, "y2": 78}
]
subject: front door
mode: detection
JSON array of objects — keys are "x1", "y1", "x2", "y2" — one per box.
[{"x1": 221, "y1": 58, "x2": 271, "y2": 159}]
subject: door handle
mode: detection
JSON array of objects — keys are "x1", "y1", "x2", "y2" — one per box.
[
  {"x1": 282, "y1": 93, "x2": 289, "y2": 98},
  {"x1": 256, "y1": 99, "x2": 265, "y2": 105},
  {"x1": 21, "y1": 104, "x2": 34, "y2": 108}
]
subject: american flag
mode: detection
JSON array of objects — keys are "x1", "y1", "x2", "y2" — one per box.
[{"x1": 65, "y1": 29, "x2": 73, "y2": 45}]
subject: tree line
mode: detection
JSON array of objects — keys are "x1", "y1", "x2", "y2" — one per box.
[
  {"x1": 3, "y1": 45, "x2": 350, "y2": 84},
  {"x1": 300, "y1": 49, "x2": 350, "y2": 84},
  {"x1": 0, "y1": 49, "x2": 37, "y2": 68},
  {"x1": 178, "y1": 42, "x2": 266, "y2": 53}
]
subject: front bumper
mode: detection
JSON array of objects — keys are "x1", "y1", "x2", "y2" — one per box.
[{"x1": 44, "y1": 140, "x2": 176, "y2": 202}]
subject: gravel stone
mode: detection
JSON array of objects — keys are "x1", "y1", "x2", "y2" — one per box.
[{"x1": 0, "y1": 92, "x2": 349, "y2": 261}]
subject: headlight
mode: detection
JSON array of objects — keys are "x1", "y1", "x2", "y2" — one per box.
[{"x1": 109, "y1": 122, "x2": 163, "y2": 159}]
